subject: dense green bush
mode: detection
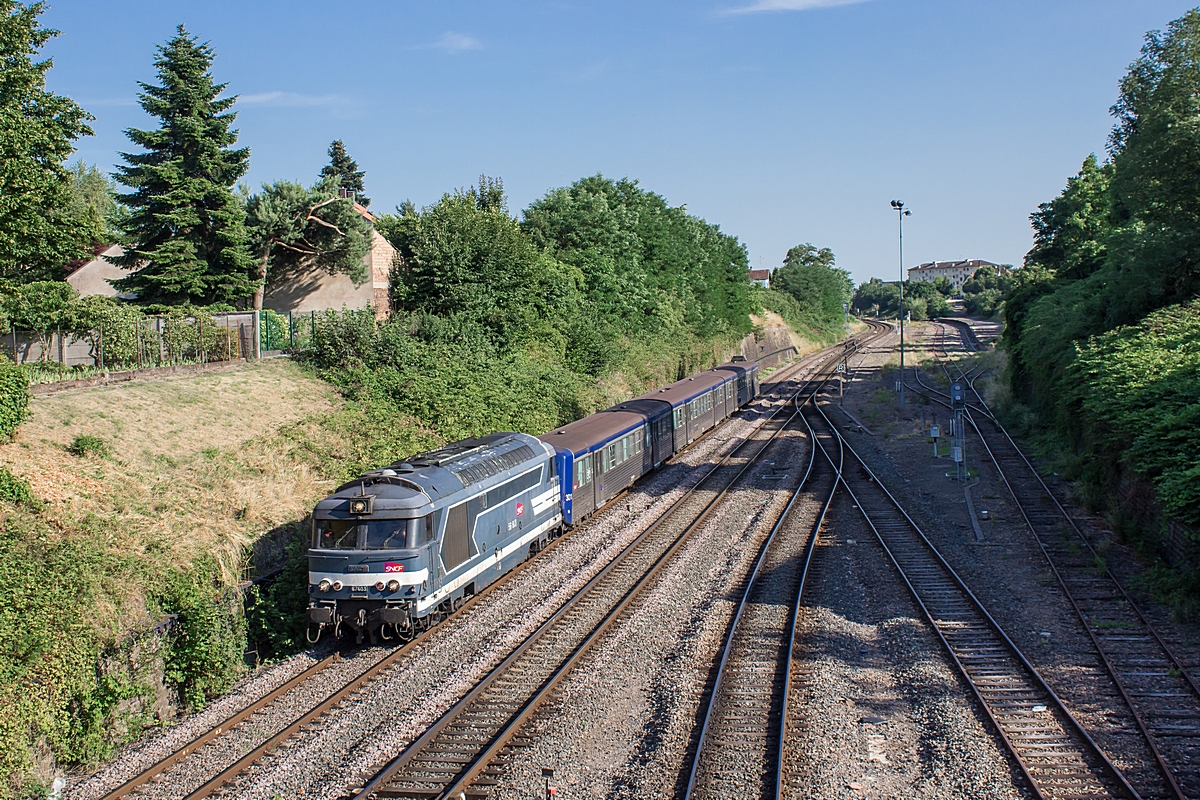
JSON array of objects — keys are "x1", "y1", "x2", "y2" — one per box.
[
  {"x1": 767, "y1": 244, "x2": 853, "y2": 332},
  {"x1": 0, "y1": 467, "x2": 33, "y2": 506},
  {"x1": 1070, "y1": 300, "x2": 1200, "y2": 524},
  {"x1": 68, "y1": 434, "x2": 110, "y2": 459},
  {"x1": 0, "y1": 360, "x2": 27, "y2": 439}
]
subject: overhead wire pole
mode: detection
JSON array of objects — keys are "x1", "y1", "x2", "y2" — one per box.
[{"x1": 891, "y1": 199, "x2": 911, "y2": 407}]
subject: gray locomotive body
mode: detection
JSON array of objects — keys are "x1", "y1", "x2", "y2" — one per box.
[{"x1": 306, "y1": 432, "x2": 561, "y2": 643}]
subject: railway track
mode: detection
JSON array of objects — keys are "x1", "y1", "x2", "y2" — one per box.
[
  {"x1": 87, "y1": 327, "x2": 885, "y2": 800},
  {"x1": 350, "y1": 328, "x2": 889, "y2": 800},
  {"x1": 87, "y1": 338, "x2": 842, "y2": 800},
  {"x1": 802, "y1": 392, "x2": 1140, "y2": 800},
  {"x1": 682, "y1": 383, "x2": 842, "y2": 798},
  {"x1": 909, "y1": 326, "x2": 1200, "y2": 799}
]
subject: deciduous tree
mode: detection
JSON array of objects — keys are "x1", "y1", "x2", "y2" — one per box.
[{"x1": 0, "y1": 1, "x2": 96, "y2": 281}]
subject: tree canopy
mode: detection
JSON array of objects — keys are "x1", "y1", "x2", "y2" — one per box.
[
  {"x1": 114, "y1": 25, "x2": 254, "y2": 306},
  {"x1": 769, "y1": 243, "x2": 852, "y2": 330},
  {"x1": 0, "y1": 1, "x2": 97, "y2": 281},
  {"x1": 244, "y1": 177, "x2": 372, "y2": 310},
  {"x1": 319, "y1": 140, "x2": 368, "y2": 207}
]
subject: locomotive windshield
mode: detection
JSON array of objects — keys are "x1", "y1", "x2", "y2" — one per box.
[
  {"x1": 314, "y1": 519, "x2": 357, "y2": 549},
  {"x1": 364, "y1": 520, "x2": 409, "y2": 549},
  {"x1": 364, "y1": 516, "x2": 431, "y2": 549}
]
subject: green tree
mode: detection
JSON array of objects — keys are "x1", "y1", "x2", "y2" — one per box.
[
  {"x1": 1025, "y1": 155, "x2": 1113, "y2": 281},
  {"x1": 67, "y1": 160, "x2": 126, "y2": 240},
  {"x1": 769, "y1": 243, "x2": 852, "y2": 330},
  {"x1": 0, "y1": 1, "x2": 97, "y2": 282},
  {"x1": 522, "y1": 174, "x2": 752, "y2": 341},
  {"x1": 244, "y1": 177, "x2": 373, "y2": 310},
  {"x1": 319, "y1": 140, "x2": 368, "y2": 207},
  {"x1": 904, "y1": 279, "x2": 952, "y2": 317},
  {"x1": 382, "y1": 178, "x2": 579, "y2": 352},
  {"x1": 851, "y1": 277, "x2": 899, "y2": 316},
  {"x1": 114, "y1": 25, "x2": 254, "y2": 306},
  {"x1": 2, "y1": 280, "x2": 77, "y2": 360},
  {"x1": 1104, "y1": 9, "x2": 1200, "y2": 325}
]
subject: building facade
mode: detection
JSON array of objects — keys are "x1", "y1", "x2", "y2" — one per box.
[
  {"x1": 748, "y1": 269, "x2": 770, "y2": 289},
  {"x1": 906, "y1": 259, "x2": 1008, "y2": 292}
]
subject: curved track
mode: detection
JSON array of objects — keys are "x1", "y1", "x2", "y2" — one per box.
[
  {"x1": 913, "y1": 319, "x2": 1200, "y2": 799},
  {"x1": 87, "y1": 336, "x2": 849, "y2": 800},
  {"x1": 803, "y1": 386, "x2": 1139, "y2": 800},
  {"x1": 351, "y1": 326, "x2": 890, "y2": 800}
]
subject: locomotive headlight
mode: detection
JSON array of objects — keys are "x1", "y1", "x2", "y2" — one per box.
[
  {"x1": 375, "y1": 581, "x2": 386, "y2": 591},
  {"x1": 318, "y1": 579, "x2": 331, "y2": 593},
  {"x1": 331, "y1": 580, "x2": 343, "y2": 591},
  {"x1": 387, "y1": 580, "x2": 400, "y2": 592}
]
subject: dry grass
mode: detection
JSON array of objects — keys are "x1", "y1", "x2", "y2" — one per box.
[{"x1": 0, "y1": 360, "x2": 343, "y2": 588}]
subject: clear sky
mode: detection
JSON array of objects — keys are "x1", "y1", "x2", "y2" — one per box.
[{"x1": 39, "y1": 0, "x2": 1199, "y2": 286}]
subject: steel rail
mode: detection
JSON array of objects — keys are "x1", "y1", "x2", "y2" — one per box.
[
  {"x1": 103, "y1": 326, "x2": 846, "y2": 800},
  {"x1": 910, "y1": 361, "x2": 1200, "y2": 799},
  {"x1": 354, "y1": 327, "x2": 890, "y2": 800},
  {"x1": 682, "y1": 386, "x2": 841, "y2": 799},
  {"x1": 803, "y1": 395, "x2": 1141, "y2": 800},
  {"x1": 96, "y1": 653, "x2": 339, "y2": 800}
]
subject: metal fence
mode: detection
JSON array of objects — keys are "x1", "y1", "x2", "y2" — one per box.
[{"x1": 6, "y1": 309, "x2": 325, "y2": 384}]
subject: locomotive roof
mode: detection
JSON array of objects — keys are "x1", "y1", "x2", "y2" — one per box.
[
  {"x1": 317, "y1": 432, "x2": 550, "y2": 515},
  {"x1": 633, "y1": 369, "x2": 731, "y2": 408}
]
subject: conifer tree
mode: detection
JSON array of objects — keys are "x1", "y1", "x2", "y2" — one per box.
[
  {"x1": 319, "y1": 140, "x2": 369, "y2": 206},
  {"x1": 114, "y1": 25, "x2": 254, "y2": 305},
  {"x1": 0, "y1": 1, "x2": 98, "y2": 281}
]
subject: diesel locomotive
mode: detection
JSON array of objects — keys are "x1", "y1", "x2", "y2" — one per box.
[{"x1": 306, "y1": 359, "x2": 760, "y2": 644}]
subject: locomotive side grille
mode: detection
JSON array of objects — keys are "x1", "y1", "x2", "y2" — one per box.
[{"x1": 449, "y1": 444, "x2": 538, "y2": 486}]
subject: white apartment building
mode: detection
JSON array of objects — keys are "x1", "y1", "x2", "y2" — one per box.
[{"x1": 906, "y1": 259, "x2": 1008, "y2": 292}]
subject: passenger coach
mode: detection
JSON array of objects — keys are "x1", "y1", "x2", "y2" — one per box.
[{"x1": 540, "y1": 360, "x2": 759, "y2": 527}]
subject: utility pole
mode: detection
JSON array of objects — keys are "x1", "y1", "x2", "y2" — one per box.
[{"x1": 890, "y1": 200, "x2": 911, "y2": 407}]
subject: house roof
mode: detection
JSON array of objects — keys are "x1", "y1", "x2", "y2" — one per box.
[{"x1": 748, "y1": 269, "x2": 770, "y2": 281}]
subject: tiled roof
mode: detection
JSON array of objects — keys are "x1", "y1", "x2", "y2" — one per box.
[{"x1": 748, "y1": 269, "x2": 770, "y2": 281}]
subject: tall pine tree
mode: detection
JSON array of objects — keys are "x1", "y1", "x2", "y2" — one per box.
[
  {"x1": 0, "y1": 1, "x2": 97, "y2": 281},
  {"x1": 319, "y1": 140, "x2": 369, "y2": 206},
  {"x1": 114, "y1": 25, "x2": 254, "y2": 305}
]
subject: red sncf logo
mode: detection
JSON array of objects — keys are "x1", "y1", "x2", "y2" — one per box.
[
  {"x1": 515, "y1": 502, "x2": 524, "y2": 517},
  {"x1": 384, "y1": 562, "x2": 404, "y2": 573}
]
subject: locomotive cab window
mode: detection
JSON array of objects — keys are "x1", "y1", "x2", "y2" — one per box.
[
  {"x1": 364, "y1": 520, "x2": 412, "y2": 550},
  {"x1": 314, "y1": 519, "x2": 357, "y2": 550}
]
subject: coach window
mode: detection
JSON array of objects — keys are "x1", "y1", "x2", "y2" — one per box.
[
  {"x1": 315, "y1": 519, "x2": 358, "y2": 550},
  {"x1": 574, "y1": 457, "x2": 592, "y2": 489},
  {"x1": 673, "y1": 407, "x2": 684, "y2": 429}
]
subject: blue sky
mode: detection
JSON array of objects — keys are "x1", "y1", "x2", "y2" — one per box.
[{"x1": 40, "y1": 0, "x2": 1198, "y2": 285}]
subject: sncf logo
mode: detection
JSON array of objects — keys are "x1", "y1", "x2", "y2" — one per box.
[
  {"x1": 384, "y1": 562, "x2": 404, "y2": 573},
  {"x1": 515, "y1": 502, "x2": 524, "y2": 517}
]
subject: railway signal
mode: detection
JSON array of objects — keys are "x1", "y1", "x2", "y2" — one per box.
[{"x1": 950, "y1": 382, "x2": 966, "y2": 482}]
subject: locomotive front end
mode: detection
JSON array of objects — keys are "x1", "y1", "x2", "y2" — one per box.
[{"x1": 307, "y1": 482, "x2": 434, "y2": 644}]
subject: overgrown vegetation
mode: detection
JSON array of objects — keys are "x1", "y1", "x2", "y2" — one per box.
[
  {"x1": 851, "y1": 275, "x2": 952, "y2": 320},
  {"x1": 766, "y1": 244, "x2": 853, "y2": 333},
  {"x1": 1001, "y1": 10, "x2": 1200, "y2": 544}
]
